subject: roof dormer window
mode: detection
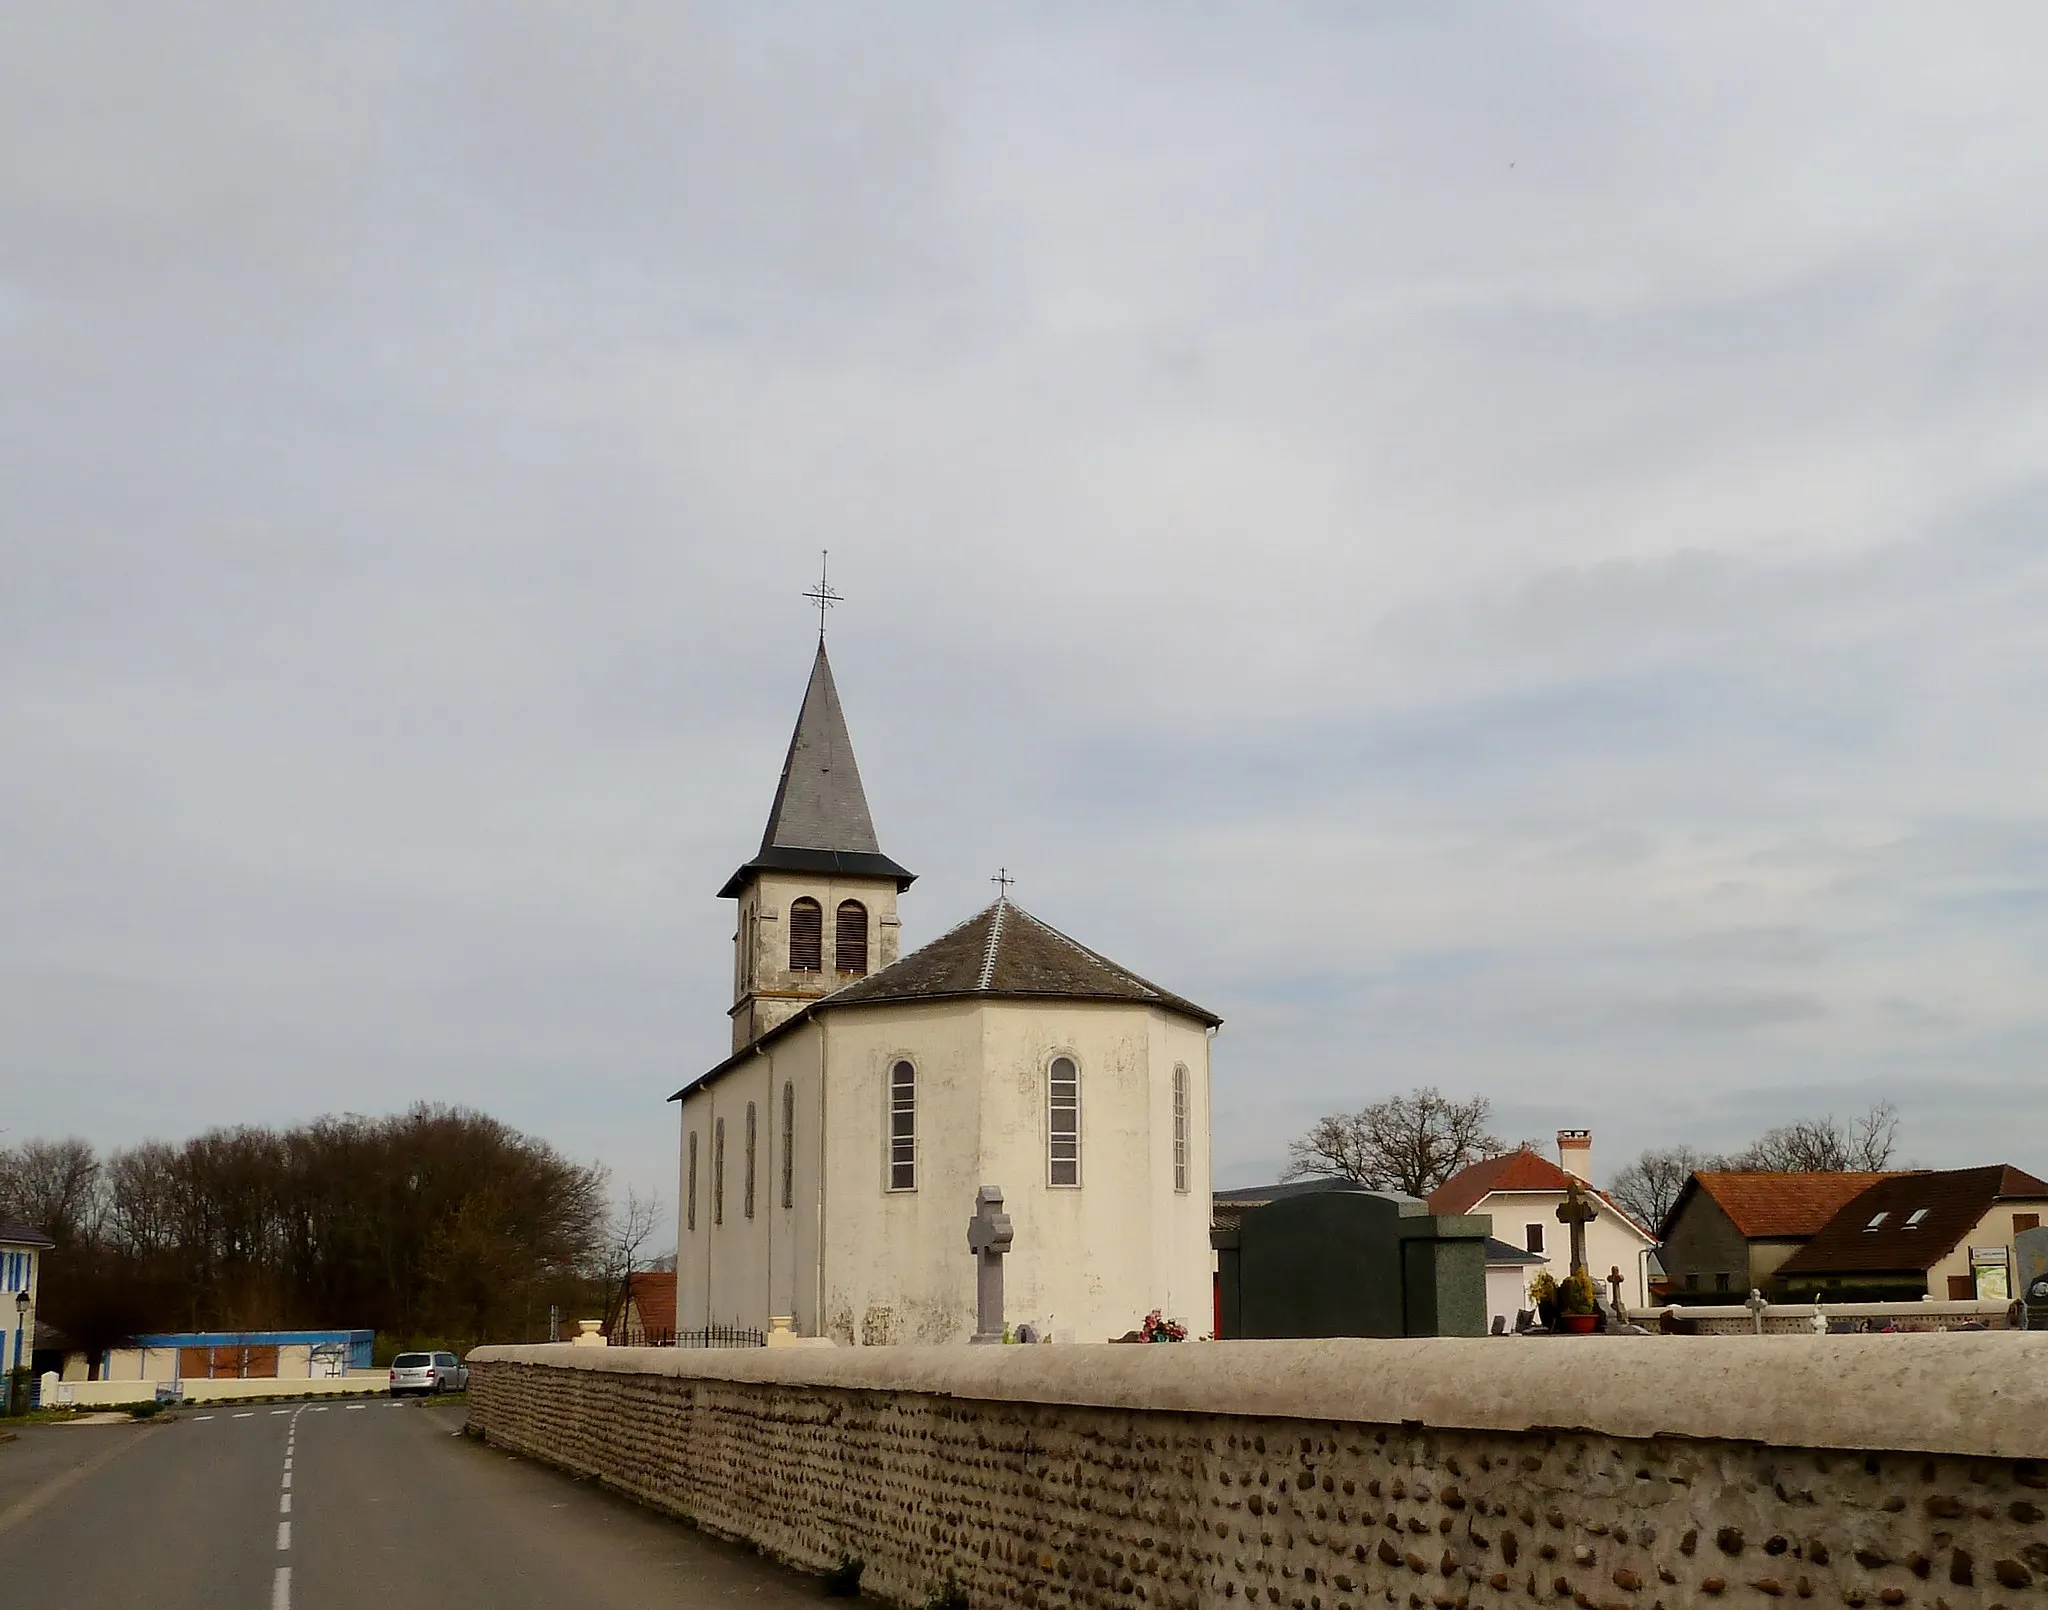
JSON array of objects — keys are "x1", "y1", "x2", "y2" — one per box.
[
  {"x1": 1903, "y1": 1208, "x2": 1929, "y2": 1228},
  {"x1": 1864, "y1": 1211, "x2": 1889, "y2": 1231}
]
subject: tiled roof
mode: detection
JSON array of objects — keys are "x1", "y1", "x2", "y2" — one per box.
[
  {"x1": 0, "y1": 1221, "x2": 54, "y2": 1249},
  {"x1": 1426, "y1": 1149, "x2": 1657, "y2": 1242},
  {"x1": 674, "y1": 899, "x2": 1220, "y2": 1099},
  {"x1": 1776, "y1": 1166, "x2": 2048, "y2": 1279},
  {"x1": 1681, "y1": 1171, "x2": 1900, "y2": 1240},
  {"x1": 827, "y1": 900, "x2": 1223, "y2": 1025},
  {"x1": 1484, "y1": 1236, "x2": 1547, "y2": 1266},
  {"x1": 610, "y1": 1272, "x2": 676, "y2": 1339},
  {"x1": 720, "y1": 643, "x2": 914, "y2": 898}
]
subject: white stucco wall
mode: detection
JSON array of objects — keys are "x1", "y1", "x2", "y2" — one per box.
[
  {"x1": 730, "y1": 870, "x2": 903, "y2": 1053},
  {"x1": 679, "y1": 1021, "x2": 830, "y2": 1336},
  {"x1": 1920, "y1": 1197, "x2": 2048, "y2": 1298},
  {"x1": 2, "y1": 1240, "x2": 38, "y2": 1376},
  {"x1": 678, "y1": 997, "x2": 1215, "y2": 1347},
  {"x1": 1473, "y1": 1190, "x2": 1655, "y2": 1308},
  {"x1": 1483, "y1": 1265, "x2": 1534, "y2": 1332}
]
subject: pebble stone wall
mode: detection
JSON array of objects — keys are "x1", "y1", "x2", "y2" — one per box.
[{"x1": 466, "y1": 1347, "x2": 2048, "y2": 1610}]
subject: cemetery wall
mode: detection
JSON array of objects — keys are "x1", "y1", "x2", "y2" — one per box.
[{"x1": 465, "y1": 1336, "x2": 2048, "y2": 1610}]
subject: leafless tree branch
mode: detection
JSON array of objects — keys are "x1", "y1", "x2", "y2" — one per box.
[{"x1": 1283, "y1": 1088, "x2": 1508, "y2": 1198}]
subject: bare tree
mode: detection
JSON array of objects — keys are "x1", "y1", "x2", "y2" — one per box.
[
  {"x1": 0, "y1": 1137, "x2": 103, "y2": 1246},
  {"x1": 599, "y1": 1187, "x2": 661, "y2": 1337},
  {"x1": 1283, "y1": 1088, "x2": 1507, "y2": 1198},
  {"x1": 1736, "y1": 1102, "x2": 1900, "y2": 1172},
  {"x1": 1606, "y1": 1145, "x2": 1727, "y2": 1233},
  {"x1": 1607, "y1": 1103, "x2": 1905, "y2": 1237}
]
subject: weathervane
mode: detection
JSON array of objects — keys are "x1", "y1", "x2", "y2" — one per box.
[
  {"x1": 802, "y1": 549, "x2": 842, "y2": 643},
  {"x1": 992, "y1": 868, "x2": 1015, "y2": 900}
]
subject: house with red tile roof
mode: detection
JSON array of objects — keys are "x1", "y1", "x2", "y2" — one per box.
[
  {"x1": 1657, "y1": 1171, "x2": 1899, "y2": 1301},
  {"x1": 605, "y1": 1271, "x2": 678, "y2": 1346},
  {"x1": 1773, "y1": 1166, "x2": 2048, "y2": 1301},
  {"x1": 1425, "y1": 1131, "x2": 1657, "y2": 1315}
]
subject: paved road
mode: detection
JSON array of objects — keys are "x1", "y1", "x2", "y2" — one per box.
[{"x1": 1, "y1": 1400, "x2": 823, "y2": 1609}]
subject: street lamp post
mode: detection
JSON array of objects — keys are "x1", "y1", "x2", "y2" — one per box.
[{"x1": 8, "y1": 1289, "x2": 26, "y2": 1414}]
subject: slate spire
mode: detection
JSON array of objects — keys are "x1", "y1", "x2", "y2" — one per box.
[
  {"x1": 760, "y1": 642, "x2": 879, "y2": 856},
  {"x1": 718, "y1": 643, "x2": 915, "y2": 898}
]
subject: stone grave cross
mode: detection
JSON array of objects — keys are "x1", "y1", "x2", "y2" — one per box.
[
  {"x1": 967, "y1": 1185, "x2": 1013, "y2": 1345},
  {"x1": 1555, "y1": 1178, "x2": 1598, "y2": 1277}
]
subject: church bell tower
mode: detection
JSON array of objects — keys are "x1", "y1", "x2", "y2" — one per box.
[{"x1": 719, "y1": 640, "x2": 914, "y2": 1053}]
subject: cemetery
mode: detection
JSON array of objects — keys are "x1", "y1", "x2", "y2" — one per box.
[{"x1": 467, "y1": 1177, "x2": 2048, "y2": 1610}]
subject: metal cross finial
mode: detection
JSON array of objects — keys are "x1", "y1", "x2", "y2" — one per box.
[
  {"x1": 802, "y1": 549, "x2": 842, "y2": 643},
  {"x1": 992, "y1": 868, "x2": 1015, "y2": 901}
]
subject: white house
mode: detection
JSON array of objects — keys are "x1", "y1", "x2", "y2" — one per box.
[
  {"x1": 673, "y1": 641, "x2": 1220, "y2": 1346},
  {"x1": 2, "y1": 1220, "x2": 51, "y2": 1393},
  {"x1": 1428, "y1": 1130, "x2": 1656, "y2": 1325}
]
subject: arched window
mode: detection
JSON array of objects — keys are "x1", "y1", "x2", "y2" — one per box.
[
  {"x1": 687, "y1": 1131, "x2": 699, "y2": 1232},
  {"x1": 836, "y1": 900, "x2": 869, "y2": 974},
  {"x1": 888, "y1": 1059, "x2": 917, "y2": 1191},
  {"x1": 781, "y1": 1081, "x2": 796, "y2": 1210},
  {"x1": 1048, "y1": 1055, "x2": 1081, "y2": 1186},
  {"x1": 789, "y1": 898, "x2": 823, "y2": 971},
  {"x1": 713, "y1": 1118, "x2": 726, "y2": 1225},
  {"x1": 1172, "y1": 1063, "x2": 1190, "y2": 1193},
  {"x1": 744, "y1": 1101, "x2": 758, "y2": 1219}
]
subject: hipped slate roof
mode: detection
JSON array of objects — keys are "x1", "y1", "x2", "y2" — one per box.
[
  {"x1": 829, "y1": 899, "x2": 1222, "y2": 1025},
  {"x1": 672, "y1": 899, "x2": 1221, "y2": 1100},
  {"x1": 0, "y1": 1221, "x2": 54, "y2": 1249},
  {"x1": 1669, "y1": 1171, "x2": 1900, "y2": 1242},
  {"x1": 719, "y1": 642, "x2": 914, "y2": 898},
  {"x1": 1426, "y1": 1149, "x2": 1657, "y2": 1242},
  {"x1": 1775, "y1": 1165, "x2": 2048, "y2": 1279}
]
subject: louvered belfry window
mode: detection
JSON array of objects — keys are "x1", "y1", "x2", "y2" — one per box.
[
  {"x1": 789, "y1": 898, "x2": 823, "y2": 971},
  {"x1": 686, "y1": 1131, "x2": 698, "y2": 1232},
  {"x1": 836, "y1": 900, "x2": 869, "y2": 974},
  {"x1": 889, "y1": 1060, "x2": 916, "y2": 1190},
  {"x1": 1048, "y1": 1056, "x2": 1081, "y2": 1186}
]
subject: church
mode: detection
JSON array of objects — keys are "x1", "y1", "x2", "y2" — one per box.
[{"x1": 672, "y1": 638, "x2": 1220, "y2": 1346}]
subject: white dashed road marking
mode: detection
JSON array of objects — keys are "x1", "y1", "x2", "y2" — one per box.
[
  {"x1": 273, "y1": 1565, "x2": 291, "y2": 1609},
  {"x1": 277, "y1": 1519, "x2": 290, "y2": 1550},
  {"x1": 280, "y1": 1493, "x2": 292, "y2": 1515},
  {"x1": 233, "y1": 1412, "x2": 255, "y2": 1420}
]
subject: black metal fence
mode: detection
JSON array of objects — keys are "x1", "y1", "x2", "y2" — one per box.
[{"x1": 628, "y1": 1326, "x2": 765, "y2": 1349}]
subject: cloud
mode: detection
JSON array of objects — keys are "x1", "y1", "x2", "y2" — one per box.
[{"x1": 6, "y1": 3, "x2": 2048, "y2": 1230}]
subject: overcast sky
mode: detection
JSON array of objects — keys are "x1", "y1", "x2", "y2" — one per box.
[{"x1": 6, "y1": 5, "x2": 2047, "y2": 1243}]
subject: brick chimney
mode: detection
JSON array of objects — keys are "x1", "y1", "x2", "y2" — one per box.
[{"x1": 1557, "y1": 1129, "x2": 1593, "y2": 1182}]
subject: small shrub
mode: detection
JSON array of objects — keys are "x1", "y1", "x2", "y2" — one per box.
[
  {"x1": 128, "y1": 1399, "x2": 164, "y2": 1420},
  {"x1": 825, "y1": 1557, "x2": 866, "y2": 1596},
  {"x1": 924, "y1": 1576, "x2": 968, "y2": 1610}
]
